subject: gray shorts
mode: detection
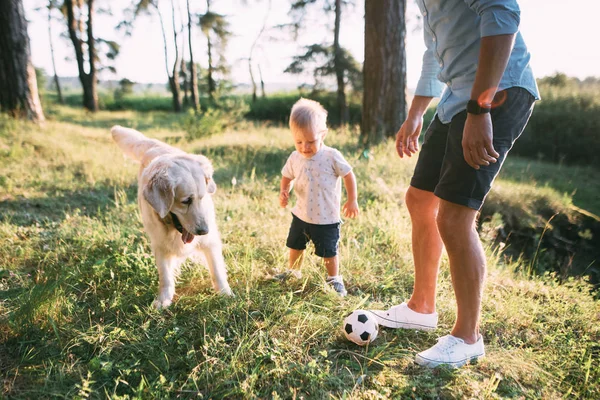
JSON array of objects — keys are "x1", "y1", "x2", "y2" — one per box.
[{"x1": 410, "y1": 87, "x2": 536, "y2": 210}]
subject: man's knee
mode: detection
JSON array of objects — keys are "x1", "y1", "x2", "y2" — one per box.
[
  {"x1": 405, "y1": 186, "x2": 438, "y2": 216},
  {"x1": 436, "y1": 201, "x2": 478, "y2": 240}
]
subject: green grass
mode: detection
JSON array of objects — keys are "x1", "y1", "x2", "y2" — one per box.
[{"x1": 1, "y1": 109, "x2": 599, "y2": 399}]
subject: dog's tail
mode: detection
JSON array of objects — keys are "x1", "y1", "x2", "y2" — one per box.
[{"x1": 111, "y1": 125, "x2": 181, "y2": 163}]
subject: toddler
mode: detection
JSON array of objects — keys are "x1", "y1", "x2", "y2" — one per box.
[{"x1": 279, "y1": 98, "x2": 358, "y2": 296}]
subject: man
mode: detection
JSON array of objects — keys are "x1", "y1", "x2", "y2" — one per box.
[{"x1": 371, "y1": 0, "x2": 539, "y2": 368}]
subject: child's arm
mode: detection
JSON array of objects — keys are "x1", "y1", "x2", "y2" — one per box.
[
  {"x1": 280, "y1": 176, "x2": 292, "y2": 208},
  {"x1": 342, "y1": 171, "x2": 359, "y2": 218}
]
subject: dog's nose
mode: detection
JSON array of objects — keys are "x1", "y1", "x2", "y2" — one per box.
[{"x1": 195, "y1": 227, "x2": 209, "y2": 236}]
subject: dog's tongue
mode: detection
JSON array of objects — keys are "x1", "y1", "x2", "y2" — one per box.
[{"x1": 182, "y1": 228, "x2": 195, "y2": 244}]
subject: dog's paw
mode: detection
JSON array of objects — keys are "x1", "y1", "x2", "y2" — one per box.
[
  {"x1": 153, "y1": 297, "x2": 173, "y2": 309},
  {"x1": 219, "y1": 286, "x2": 234, "y2": 297}
]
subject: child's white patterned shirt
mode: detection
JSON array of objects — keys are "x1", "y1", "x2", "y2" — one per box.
[{"x1": 282, "y1": 145, "x2": 352, "y2": 225}]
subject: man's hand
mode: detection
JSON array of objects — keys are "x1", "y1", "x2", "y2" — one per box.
[
  {"x1": 395, "y1": 115, "x2": 423, "y2": 158},
  {"x1": 462, "y1": 113, "x2": 499, "y2": 170},
  {"x1": 343, "y1": 200, "x2": 359, "y2": 218},
  {"x1": 279, "y1": 190, "x2": 289, "y2": 208}
]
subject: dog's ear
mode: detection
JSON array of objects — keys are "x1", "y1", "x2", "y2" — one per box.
[
  {"x1": 206, "y1": 177, "x2": 217, "y2": 194},
  {"x1": 143, "y1": 167, "x2": 174, "y2": 219},
  {"x1": 194, "y1": 154, "x2": 217, "y2": 194}
]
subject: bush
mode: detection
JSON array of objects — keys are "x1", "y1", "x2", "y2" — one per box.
[
  {"x1": 513, "y1": 76, "x2": 600, "y2": 166},
  {"x1": 103, "y1": 94, "x2": 173, "y2": 112},
  {"x1": 244, "y1": 91, "x2": 362, "y2": 127},
  {"x1": 184, "y1": 98, "x2": 249, "y2": 140}
]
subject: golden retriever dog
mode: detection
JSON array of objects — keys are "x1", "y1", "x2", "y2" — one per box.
[{"x1": 111, "y1": 126, "x2": 232, "y2": 308}]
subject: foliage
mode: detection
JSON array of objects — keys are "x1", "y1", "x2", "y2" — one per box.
[
  {"x1": 59, "y1": 0, "x2": 120, "y2": 76},
  {"x1": 38, "y1": 70, "x2": 600, "y2": 163},
  {"x1": 285, "y1": 44, "x2": 363, "y2": 92},
  {"x1": 244, "y1": 91, "x2": 362, "y2": 126},
  {"x1": 1, "y1": 110, "x2": 599, "y2": 398},
  {"x1": 113, "y1": 78, "x2": 136, "y2": 101},
  {"x1": 199, "y1": 6, "x2": 232, "y2": 98},
  {"x1": 514, "y1": 74, "x2": 600, "y2": 166},
  {"x1": 184, "y1": 98, "x2": 249, "y2": 139}
]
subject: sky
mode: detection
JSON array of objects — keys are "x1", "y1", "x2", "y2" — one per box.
[{"x1": 23, "y1": 0, "x2": 600, "y2": 91}]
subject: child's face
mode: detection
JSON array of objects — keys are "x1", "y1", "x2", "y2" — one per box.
[{"x1": 292, "y1": 127, "x2": 325, "y2": 159}]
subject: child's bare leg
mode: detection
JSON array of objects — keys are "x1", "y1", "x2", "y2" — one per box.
[
  {"x1": 324, "y1": 255, "x2": 347, "y2": 296},
  {"x1": 323, "y1": 256, "x2": 339, "y2": 277},
  {"x1": 289, "y1": 249, "x2": 304, "y2": 270}
]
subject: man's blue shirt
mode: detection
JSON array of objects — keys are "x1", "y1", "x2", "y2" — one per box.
[{"x1": 414, "y1": 0, "x2": 540, "y2": 123}]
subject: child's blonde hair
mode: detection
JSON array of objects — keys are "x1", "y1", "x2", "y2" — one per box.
[{"x1": 289, "y1": 98, "x2": 328, "y2": 135}]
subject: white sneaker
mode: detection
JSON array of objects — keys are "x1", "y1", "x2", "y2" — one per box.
[
  {"x1": 415, "y1": 335, "x2": 485, "y2": 368},
  {"x1": 369, "y1": 302, "x2": 438, "y2": 330}
]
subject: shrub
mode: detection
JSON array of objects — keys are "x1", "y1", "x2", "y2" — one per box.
[
  {"x1": 513, "y1": 76, "x2": 600, "y2": 166},
  {"x1": 184, "y1": 98, "x2": 249, "y2": 140},
  {"x1": 244, "y1": 91, "x2": 362, "y2": 127}
]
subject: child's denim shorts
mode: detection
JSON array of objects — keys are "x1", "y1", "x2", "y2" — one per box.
[{"x1": 286, "y1": 213, "x2": 340, "y2": 258}]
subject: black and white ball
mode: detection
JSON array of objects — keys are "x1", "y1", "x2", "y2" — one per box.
[{"x1": 343, "y1": 310, "x2": 379, "y2": 346}]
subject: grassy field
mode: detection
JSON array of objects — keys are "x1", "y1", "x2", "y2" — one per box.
[{"x1": 1, "y1": 108, "x2": 599, "y2": 399}]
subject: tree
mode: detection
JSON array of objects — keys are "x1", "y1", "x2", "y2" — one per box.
[
  {"x1": 361, "y1": 0, "x2": 407, "y2": 146},
  {"x1": 258, "y1": 64, "x2": 265, "y2": 98},
  {"x1": 287, "y1": 0, "x2": 354, "y2": 125},
  {"x1": 248, "y1": 0, "x2": 271, "y2": 103},
  {"x1": 123, "y1": 0, "x2": 182, "y2": 112},
  {"x1": 63, "y1": 0, "x2": 119, "y2": 112},
  {"x1": 158, "y1": 0, "x2": 183, "y2": 112},
  {"x1": 0, "y1": 0, "x2": 45, "y2": 122},
  {"x1": 199, "y1": 0, "x2": 231, "y2": 103},
  {"x1": 186, "y1": 0, "x2": 200, "y2": 112},
  {"x1": 284, "y1": 44, "x2": 361, "y2": 95},
  {"x1": 332, "y1": 0, "x2": 346, "y2": 124},
  {"x1": 63, "y1": 0, "x2": 98, "y2": 111},
  {"x1": 47, "y1": 0, "x2": 64, "y2": 104},
  {"x1": 114, "y1": 78, "x2": 135, "y2": 100}
]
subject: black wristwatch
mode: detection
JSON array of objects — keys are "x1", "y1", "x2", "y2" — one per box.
[{"x1": 466, "y1": 100, "x2": 491, "y2": 115}]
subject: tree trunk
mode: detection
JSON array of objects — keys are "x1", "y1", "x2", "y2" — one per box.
[
  {"x1": 258, "y1": 64, "x2": 266, "y2": 98},
  {"x1": 85, "y1": 0, "x2": 98, "y2": 111},
  {"x1": 206, "y1": 35, "x2": 215, "y2": 103},
  {"x1": 0, "y1": 0, "x2": 45, "y2": 122},
  {"x1": 169, "y1": 0, "x2": 182, "y2": 112},
  {"x1": 48, "y1": 0, "x2": 63, "y2": 104},
  {"x1": 249, "y1": 59, "x2": 257, "y2": 103},
  {"x1": 64, "y1": 0, "x2": 98, "y2": 111},
  {"x1": 248, "y1": 0, "x2": 270, "y2": 104},
  {"x1": 187, "y1": 0, "x2": 200, "y2": 112},
  {"x1": 205, "y1": 0, "x2": 215, "y2": 103},
  {"x1": 333, "y1": 0, "x2": 347, "y2": 126},
  {"x1": 168, "y1": 61, "x2": 182, "y2": 112},
  {"x1": 361, "y1": 0, "x2": 407, "y2": 146},
  {"x1": 181, "y1": 58, "x2": 189, "y2": 106},
  {"x1": 156, "y1": 0, "x2": 181, "y2": 112}
]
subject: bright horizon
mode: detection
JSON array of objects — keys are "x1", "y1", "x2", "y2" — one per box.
[{"x1": 24, "y1": 0, "x2": 600, "y2": 90}]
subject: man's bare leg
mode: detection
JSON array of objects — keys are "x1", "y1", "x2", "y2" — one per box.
[
  {"x1": 437, "y1": 200, "x2": 485, "y2": 344},
  {"x1": 405, "y1": 186, "x2": 444, "y2": 314}
]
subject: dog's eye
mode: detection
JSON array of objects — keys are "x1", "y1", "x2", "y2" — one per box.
[{"x1": 182, "y1": 197, "x2": 193, "y2": 205}]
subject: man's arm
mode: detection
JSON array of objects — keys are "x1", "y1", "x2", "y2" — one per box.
[
  {"x1": 396, "y1": 17, "x2": 443, "y2": 159},
  {"x1": 396, "y1": 95, "x2": 434, "y2": 158},
  {"x1": 342, "y1": 171, "x2": 358, "y2": 218},
  {"x1": 462, "y1": 0, "x2": 521, "y2": 169},
  {"x1": 280, "y1": 176, "x2": 292, "y2": 208},
  {"x1": 462, "y1": 33, "x2": 516, "y2": 169}
]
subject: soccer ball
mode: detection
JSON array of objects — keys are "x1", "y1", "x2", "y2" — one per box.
[{"x1": 342, "y1": 310, "x2": 379, "y2": 346}]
